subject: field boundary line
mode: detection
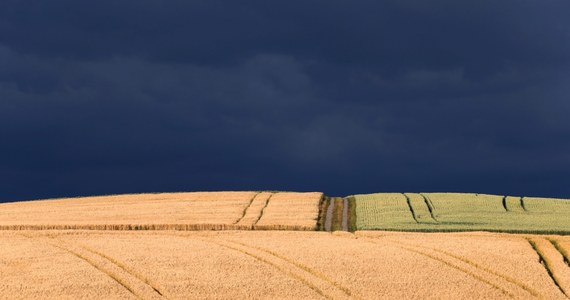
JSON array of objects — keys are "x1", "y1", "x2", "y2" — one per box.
[
  {"x1": 389, "y1": 238, "x2": 540, "y2": 298},
  {"x1": 342, "y1": 198, "x2": 349, "y2": 231},
  {"x1": 325, "y1": 197, "x2": 334, "y2": 232},
  {"x1": 184, "y1": 235, "x2": 332, "y2": 299},
  {"x1": 17, "y1": 233, "x2": 149, "y2": 300},
  {"x1": 317, "y1": 195, "x2": 329, "y2": 231},
  {"x1": 362, "y1": 237, "x2": 514, "y2": 298},
  {"x1": 528, "y1": 238, "x2": 570, "y2": 298},
  {"x1": 419, "y1": 193, "x2": 438, "y2": 222},
  {"x1": 402, "y1": 193, "x2": 419, "y2": 223},
  {"x1": 347, "y1": 196, "x2": 357, "y2": 232},
  {"x1": 253, "y1": 193, "x2": 274, "y2": 225},
  {"x1": 234, "y1": 192, "x2": 261, "y2": 224},
  {"x1": 0, "y1": 223, "x2": 318, "y2": 231}
]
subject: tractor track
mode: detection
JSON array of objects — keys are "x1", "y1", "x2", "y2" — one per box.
[
  {"x1": 387, "y1": 238, "x2": 540, "y2": 298},
  {"x1": 528, "y1": 238, "x2": 570, "y2": 298},
  {"x1": 180, "y1": 235, "x2": 355, "y2": 299},
  {"x1": 362, "y1": 237, "x2": 515, "y2": 298},
  {"x1": 234, "y1": 192, "x2": 262, "y2": 224},
  {"x1": 18, "y1": 233, "x2": 165, "y2": 300}
]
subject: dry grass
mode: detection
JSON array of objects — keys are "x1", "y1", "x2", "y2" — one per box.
[
  {"x1": 3, "y1": 230, "x2": 570, "y2": 299},
  {"x1": 0, "y1": 192, "x2": 321, "y2": 231}
]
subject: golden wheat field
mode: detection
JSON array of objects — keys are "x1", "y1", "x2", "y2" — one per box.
[
  {"x1": 2, "y1": 192, "x2": 570, "y2": 299},
  {"x1": 1, "y1": 230, "x2": 570, "y2": 299},
  {"x1": 0, "y1": 192, "x2": 322, "y2": 231}
]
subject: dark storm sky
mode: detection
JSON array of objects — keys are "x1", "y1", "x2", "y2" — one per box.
[{"x1": 1, "y1": 1, "x2": 570, "y2": 202}]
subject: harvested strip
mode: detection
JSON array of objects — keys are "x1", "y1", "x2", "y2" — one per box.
[
  {"x1": 528, "y1": 238, "x2": 570, "y2": 298},
  {"x1": 23, "y1": 234, "x2": 164, "y2": 300},
  {"x1": 236, "y1": 192, "x2": 272, "y2": 226},
  {"x1": 325, "y1": 197, "x2": 334, "y2": 232},
  {"x1": 342, "y1": 198, "x2": 349, "y2": 232}
]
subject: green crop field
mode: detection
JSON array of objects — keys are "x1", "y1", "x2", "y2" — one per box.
[{"x1": 353, "y1": 192, "x2": 570, "y2": 234}]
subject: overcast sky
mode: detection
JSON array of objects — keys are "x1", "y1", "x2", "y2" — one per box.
[{"x1": 1, "y1": 1, "x2": 570, "y2": 202}]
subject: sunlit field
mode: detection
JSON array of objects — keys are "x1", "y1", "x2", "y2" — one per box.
[
  {"x1": 353, "y1": 193, "x2": 570, "y2": 234},
  {"x1": 1, "y1": 231, "x2": 569, "y2": 299},
  {"x1": 1, "y1": 191, "x2": 569, "y2": 299}
]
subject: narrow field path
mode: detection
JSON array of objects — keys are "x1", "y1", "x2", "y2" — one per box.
[
  {"x1": 325, "y1": 197, "x2": 334, "y2": 232},
  {"x1": 20, "y1": 234, "x2": 164, "y2": 300},
  {"x1": 342, "y1": 198, "x2": 349, "y2": 231}
]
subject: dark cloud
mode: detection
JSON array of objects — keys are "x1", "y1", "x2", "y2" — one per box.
[{"x1": 1, "y1": 1, "x2": 569, "y2": 202}]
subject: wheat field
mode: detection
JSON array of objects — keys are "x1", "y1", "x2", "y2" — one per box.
[
  {"x1": 2, "y1": 191, "x2": 570, "y2": 299},
  {"x1": 1, "y1": 230, "x2": 570, "y2": 299},
  {"x1": 353, "y1": 192, "x2": 570, "y2": 234},
  {"x1": 0, "y1": 191, "x2": 322, "y2": 231}
]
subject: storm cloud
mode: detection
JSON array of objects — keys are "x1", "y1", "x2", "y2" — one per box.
[{"x1": 1, "y1": 0, "x2": 569, "y2": 202}]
